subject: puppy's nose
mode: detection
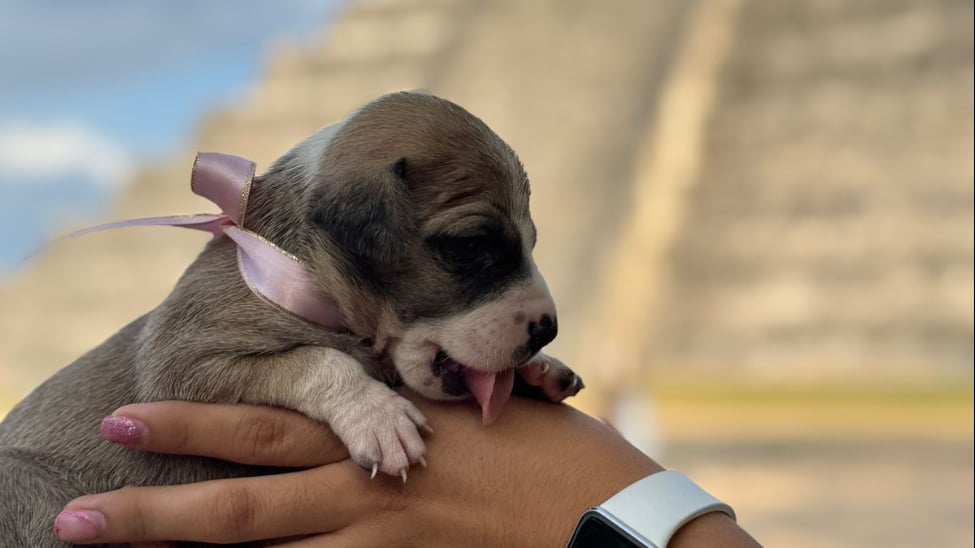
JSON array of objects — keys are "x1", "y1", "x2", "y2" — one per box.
[{"x1": 527, "y1": 315, "x2": 558, "y2": 353}]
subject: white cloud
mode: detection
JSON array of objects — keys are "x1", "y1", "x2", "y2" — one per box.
[{"x1": 0, "y1": 123, "x2": 132, "y2": 189}]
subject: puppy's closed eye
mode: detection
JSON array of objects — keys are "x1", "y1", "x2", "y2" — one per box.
[
  {"x1": 434, "y1": 234, "x2": 491, "y2": 263},
  {"x1": 429, "y1": 230, "x2": 521, "y2": 277}
]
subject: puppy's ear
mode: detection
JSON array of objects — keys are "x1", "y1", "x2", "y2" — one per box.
[{"x1": 310, "y1": 158, "x2": 413, "y2": 267}]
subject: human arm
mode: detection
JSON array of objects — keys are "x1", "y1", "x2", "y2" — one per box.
[{"x1": 55, "y1": 397, "x2": 761, "y2": 547}]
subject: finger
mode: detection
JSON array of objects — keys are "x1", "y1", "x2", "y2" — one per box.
[
  {"x1": 101, "y1": 401, "x2": 347, "y2": 467},
  {"x1": 56, "y1": 462, "x2": 372, "y2": 545}
]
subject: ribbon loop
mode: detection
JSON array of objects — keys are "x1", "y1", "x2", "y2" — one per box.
[{"x1": 191, "y1": 152, "x2": 255, "y2": 224}]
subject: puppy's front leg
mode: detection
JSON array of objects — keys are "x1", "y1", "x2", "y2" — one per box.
[
  {"x1": 516, "y1": 353, "x2": 585, "y2": 403},
  {"x1": 238, "y1": 346, "x2": 428, "y2": 477}
]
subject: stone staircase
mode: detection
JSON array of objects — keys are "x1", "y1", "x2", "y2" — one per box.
[{"x1": 647, "y1": 0, "x2": 974, "y2": 378}]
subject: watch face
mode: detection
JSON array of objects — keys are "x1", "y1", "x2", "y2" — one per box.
[{"x1": 569, "y1": 512, "x2": 649, "y2": 548}]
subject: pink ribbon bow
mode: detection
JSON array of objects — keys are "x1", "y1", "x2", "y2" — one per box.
[{"x1": 72, "y1": 152, "x2": 345, "y2": 330}]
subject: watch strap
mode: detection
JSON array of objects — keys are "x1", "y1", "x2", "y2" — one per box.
[{"x1": 600, "y1": 470, "x2": 736, "y2": 547}]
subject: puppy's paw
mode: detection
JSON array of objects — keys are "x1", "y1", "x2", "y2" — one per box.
[
  {"x1": 517, "y1": 353, "x2": 584, "y2": 402},
  {"x1": 329, "y1": 384, "x2": 429, "y2": 479}
]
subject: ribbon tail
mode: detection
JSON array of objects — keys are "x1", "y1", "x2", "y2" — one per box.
[
  {"x1": 21, "y1": 214, "x2": 229, "y2": 267},
  {"x1": 224, "y1": 226, "x2": 345, "y2": 330},
  {"x1": 67, "y1": 214, "x2": 230, "y2": 238}
]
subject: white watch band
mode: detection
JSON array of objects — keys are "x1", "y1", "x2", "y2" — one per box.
[{"x1": 600, "y1": 470, "x2": 736, "y2": 547}]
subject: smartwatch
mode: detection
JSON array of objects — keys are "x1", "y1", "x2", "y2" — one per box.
[{"x1": 567, "y1": 470, "x2": 736, "y2": 548}]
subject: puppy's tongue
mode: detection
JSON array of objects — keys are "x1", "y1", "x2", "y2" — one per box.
[{"x1": 463, "y1": 368, "x2": 515, "y2": 426}]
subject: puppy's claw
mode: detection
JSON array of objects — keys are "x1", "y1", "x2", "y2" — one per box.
[
  {"x1": 418, "y1": 455, "x2": 428, "y2": 468},
  {"x1": 333, "y1": 388, "x2": 428, "y2": 479},
  {"x1": 540, "y1": 360, "x2": 551, "y2": 375},
  {"x1": 401, "y1": 468, "x2": 408, "y2": 483}
]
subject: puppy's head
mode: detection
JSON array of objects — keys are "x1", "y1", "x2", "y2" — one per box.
[{"x1": 268, "y1": 92, "x2": 557, "y2": 404}]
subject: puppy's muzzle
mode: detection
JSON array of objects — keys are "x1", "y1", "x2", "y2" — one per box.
[{"x1": 526, "y1": 314, "x2": 558, "y2": 354}]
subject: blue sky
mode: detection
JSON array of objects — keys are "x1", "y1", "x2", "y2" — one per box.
[{"x1": 0, "y1": 0, "x2": 341, "y2": 272}]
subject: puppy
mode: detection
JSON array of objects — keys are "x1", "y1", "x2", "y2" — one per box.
[{"x1": 0, "y1": 92, "x2": 583, "y2": 546}]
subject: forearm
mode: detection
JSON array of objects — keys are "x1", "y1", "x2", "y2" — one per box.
[
  {"x1": 411, "y1": 398, "x2": 758, "y2": 547},
  {"x1": 538, "y1": 432, "x2": 665, "y2": 546},
  {"x1": 492, "y1": 419, "x2": 665, "y2": 547},
  {"x1": 438, "y1": 399, "x2": 759, "y2": 547}
]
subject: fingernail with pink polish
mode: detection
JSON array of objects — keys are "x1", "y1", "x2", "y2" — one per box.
[
  {"x1": 54, "y1": 510, "x2": 105, "y2": 542},
  {"x1": 100, "y1": 415, "x2": 145, "y2": 446}
]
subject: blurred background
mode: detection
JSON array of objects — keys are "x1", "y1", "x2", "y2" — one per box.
[{"x1": 0, "y1": 0, "x2": 972, "y2": 545}]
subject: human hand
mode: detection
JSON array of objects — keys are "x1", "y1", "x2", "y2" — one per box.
[
  {"x1": 54, "y1": 396, "x2": 658, "y2": 547},
  {"x1": 56, "y1": 394, "x2": 760, "y2": 547}
]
